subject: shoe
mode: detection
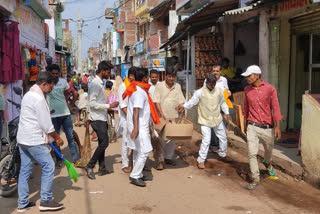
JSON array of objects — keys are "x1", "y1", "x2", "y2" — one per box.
[
  {"x1": 156, "y1": 162, "x2": 164, "y2": 170},
  {"x1": 39, "y1": 200, "x2": 64, "y2": 211},
  {"x1": 85, "y1": 167, "x2": 96, "y2": 180},
  {"x1": 165, "y1": 159, "x2": 176, "y2": 166},
  {"x1": 141, "y1": 175, "x2": 153, "y2": 181},
  {"x1": 129, "y1": 177, "x2": 146, "y2": 187},
  {"x1": 217, "y1": 156, "x2": 233, "y2": 163},
  {"x1": 122, "y1": 166, "x2": 132, "y2": 173},
  {"x1": 73, "y1": 160, "x2": 83, "y2": 168},
  {"x1": 198, "y1": 162, "x2": 205, "y2": 169},
  {"x1": 98, "y1": 168, "x2": 110, "y2": 176},
  {"x1": 17, "y1": 202, "x2": 35, "y2": 213}
]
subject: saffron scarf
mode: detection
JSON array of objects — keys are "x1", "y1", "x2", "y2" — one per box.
[
  {"x1": 122, "y1": 81, "x2": 160, "y2": 124},
  {"x1": 124, "y1": 77, "x2": 130, "y2": 88}
]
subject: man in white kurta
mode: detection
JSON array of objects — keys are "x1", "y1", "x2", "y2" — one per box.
[
  {"x1": 117, "y1": 67, "x2": 137, "y2": 173},
  {"x1": 180, "y1": 74, "x2": 231, "y2": 169},
  {"x1": 126, "y1": 68, "x2": 152, "y2": 187}
]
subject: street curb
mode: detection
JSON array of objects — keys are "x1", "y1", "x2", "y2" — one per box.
[{"x1": 227, "y1": 131, "x2": 304, "y2": 179}]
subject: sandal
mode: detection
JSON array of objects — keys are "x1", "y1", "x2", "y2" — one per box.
[
  {"x1": 262, "y1": 160, "x2": 276, "y2": 176},
  {"x1": 246, "y1": 183, "x2": 259, "y2": 190}
]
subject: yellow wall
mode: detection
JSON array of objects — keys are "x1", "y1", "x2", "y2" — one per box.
[{"x1": 301, "y1": 94, "x2": 320, "y2": 185}]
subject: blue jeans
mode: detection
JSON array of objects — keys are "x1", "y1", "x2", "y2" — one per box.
[
  {"x1": 52, "y1": 115, "x2": 80, "y2": 163},
  {"x1": 18, "y1": 144, "x2": 55, "y2": 208}
]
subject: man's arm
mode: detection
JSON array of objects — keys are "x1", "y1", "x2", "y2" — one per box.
[
  {"x1": 219, "y1": 90, "x2": 231, "y2": 121},
  {"x1": 130, "y1": 108, "x2": 139, "y2": 139},
  {"x1": 182, "y1": 90, "x2": 201, "y2": 111},
  {"x1": 89, "y1": 84, "x2": 110, "y2": 110},
  {"x1": 271, "y1": 87, "x2": 283, "y2": 141}
]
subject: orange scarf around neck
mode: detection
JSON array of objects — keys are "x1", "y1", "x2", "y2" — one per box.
[{"x1": 122, "y1": 81, "x2": 160, "y2": 124}]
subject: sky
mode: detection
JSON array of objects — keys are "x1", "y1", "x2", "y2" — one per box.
[{"x1": 62, "y1": 0, "x2": 115, "y2": 60}]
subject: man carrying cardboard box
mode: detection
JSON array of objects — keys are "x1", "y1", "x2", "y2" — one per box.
[
  {"x1": 153, "y1": 68, "x2": 185, "y2": 170},
  {"x1": 179, "y1": 74, "x2": 232, "y2": 169}
]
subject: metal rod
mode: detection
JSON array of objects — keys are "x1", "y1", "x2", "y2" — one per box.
[
  {"x1": 186, "y1": 32, "x2": 190, "y2": 117},
  {"x1": 309, "y1": 34, "x2": 313, "y2": 93}
]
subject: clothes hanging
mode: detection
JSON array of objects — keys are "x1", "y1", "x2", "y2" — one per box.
[{"x1": 0, "y1": 21, "x2": 25, "y2": 82}]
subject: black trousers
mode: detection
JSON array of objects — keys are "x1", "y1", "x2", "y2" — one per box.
[
  {"x1": 87, "y1": 120, "x2": 109, "y2": 169},
  {"x1": 210, "y1": 129, "x2": 220, "y2": 150}
]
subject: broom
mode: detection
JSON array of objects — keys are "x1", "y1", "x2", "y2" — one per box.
[
  {"x1": 80, "y1": 123, "x2": 92, "y2": 165},
  {"x1": 49, "y1": 143, "x2": 79, "y2": 182}
]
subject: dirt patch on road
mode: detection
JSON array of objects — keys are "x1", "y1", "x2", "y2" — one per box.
[
  {"x1": 176, "y1": 138, "x2": 320, "y2": 213},
  {"x1": 131, "y1": 205, "x2": 153, "y2": 213}
]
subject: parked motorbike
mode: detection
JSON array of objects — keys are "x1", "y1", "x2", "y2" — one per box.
[{"x1": 0, "y1": 87, "x2": 22, "y2": 197}]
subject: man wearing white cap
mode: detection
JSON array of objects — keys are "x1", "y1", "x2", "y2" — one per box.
[{"x1": 242, "y1": 65, "x2": 283, "y2": 190}]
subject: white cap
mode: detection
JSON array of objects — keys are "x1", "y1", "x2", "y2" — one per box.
[{"x1": 242, "y1": 65, "x2": 261, "y2": 77}]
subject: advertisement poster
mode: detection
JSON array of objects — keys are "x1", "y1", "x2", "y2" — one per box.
[
  {"x1": 121, "y1": 63, "x2": 131, "y2": 80},
  {"x1": 135, "y1": 0, "x2": 147, "y2": 16}
]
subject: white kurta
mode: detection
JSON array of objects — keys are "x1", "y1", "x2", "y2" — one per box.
[
  {"x1": 126, "y1": 86, "x2": 152, "y2": 153},
  {"x1": 117, "y1": 82, "x2": 130, "y2": 168}
]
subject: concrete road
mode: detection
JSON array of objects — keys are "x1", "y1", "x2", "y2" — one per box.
[{"x1": 1, "y1": 126, "x2": 320, "y2": 214}]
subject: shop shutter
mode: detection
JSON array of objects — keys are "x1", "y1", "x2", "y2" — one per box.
[{"x1": 290, "y1": 10, "x2": 320, "y2": 34}]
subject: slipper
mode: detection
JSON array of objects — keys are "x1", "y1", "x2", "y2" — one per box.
[
  {"x1": 262, "y1": 160, "x2": 276, "y2": 176},
  {"x1": 246, "y1": 183, "x2": 259, "y2": 190}
]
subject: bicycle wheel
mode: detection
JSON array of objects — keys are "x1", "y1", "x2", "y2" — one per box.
[{"x1": 0, "y1": 154, "x2": 18, "y2": 197}]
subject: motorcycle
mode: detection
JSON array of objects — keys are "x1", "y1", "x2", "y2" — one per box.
[{"x1": 0, "y1": 87, "x2": 22, "y2": 197}]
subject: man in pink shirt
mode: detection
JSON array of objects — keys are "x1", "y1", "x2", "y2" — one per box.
[{"x1": 242, "y1": 65, "x2": 283, "y2": 190}]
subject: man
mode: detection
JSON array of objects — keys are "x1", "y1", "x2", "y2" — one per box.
[
  {"x1": 47, "y1": 64, "x2": 81, "y2": 168},
  {"x1": 221, "y1": 58, "x2": 236, "y2": 80},
  {"x1": 242, "y1": 65, "x2": 282, "y2": 190},
  {"x1": 153, "y1": 68, "x2": 185, "y2": 169},
  {"x1": 86, "y1": 61, "x2": 119, "y2": 180},
  {"x1": 117, "y1": 67, "x2": 137, "y2": 173},
  {"x1": 203, "y1": 65, "x2": 232, "y2": 152},
  {"x1": 179, "y1": 74, "x2": 231, "y2": 169},
  {"x1": 17, "y1": 72, "x2": 64, "y2": 212},
  {"x1": 148, "y1": 69, "x2": 159, "y2": 100},
  {"x1": 123, "y1": 68, "x2": 160, "y2": 187}
]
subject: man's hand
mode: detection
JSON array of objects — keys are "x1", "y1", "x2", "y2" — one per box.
[
  {"x1": 109, "y1": 101, "x2": 119, "y2": 109},
  {"x1": 130, "y1": 128, "x2": 139, "y2": 140},
  {"x1": 56, "y1": 138, "x2": 64, "y2": 146},
  {"x1": 225, "y1": 114, "x2": 232, "y2": 122},
  {"x1": 177, "y1": 104, "x2": 185, "y2": 113},
  {"x1": 159, "y1": 111, "x2": 166, "y2": 121},
  {"x1": 275, "y1": 126, "x2": 281, "y2": 141}
]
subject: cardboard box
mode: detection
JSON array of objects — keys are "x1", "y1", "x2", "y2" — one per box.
[{"x1": 155, "y1": 118, "x2": 193, "y2": 140}]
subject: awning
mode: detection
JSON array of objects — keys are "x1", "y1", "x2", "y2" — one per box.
[
  {"x1": 224, "y1": 0, "x2": 286, "y2": 16},
  {"x1": 161, "y1": 0, "x2": 238, "y2": 49},
  {"x1": 29, "y1": 0, "x2": 51, "y2": 20},
  {"x1": 149, "y1": 0, "x2": 174, "y2": 19}
]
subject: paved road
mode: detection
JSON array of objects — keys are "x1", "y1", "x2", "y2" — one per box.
[{"x1": 1, "y1": 126, "x2": 320, "y2": 214}]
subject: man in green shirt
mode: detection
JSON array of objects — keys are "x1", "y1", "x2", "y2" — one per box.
[{"x1": 47, "y1": 64, "x2": 81, "y2": 167}]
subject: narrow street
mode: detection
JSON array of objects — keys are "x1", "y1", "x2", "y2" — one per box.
[{"x1": 1, "y1": 126, "x2": 320, "y2": 214}]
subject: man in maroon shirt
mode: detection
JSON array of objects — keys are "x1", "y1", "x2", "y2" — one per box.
[{"x1": 242, "y1": 65, "x2": 283, "y2": 190}]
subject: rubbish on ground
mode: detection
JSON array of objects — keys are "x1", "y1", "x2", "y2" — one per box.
[
  {"x1": 89, "y1": 191, "x2": 104, "y2": 194},
  {"x1": 187, "y1": 175, "x2": 193, "y2": 178},
  {"x1": 268, "y1": 176, "x2": 279, "y2": 180}
]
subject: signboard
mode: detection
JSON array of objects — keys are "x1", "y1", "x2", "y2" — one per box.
[
  {"x1": 148, "y1": 34, "x2": 160, "y2": 52},
  {"x1": 176, "y1": 0, "x2": 190, "y2": 11},
  {"x1": 135, "y1": 0, "x2": 147, "y2": 16},
  {"x1": 150, "y1": 59, "x2": 165, "y2": 68},
  {"x1": 136, "y1": 42, "x2": 144, "y2": 54},
  {"x1": 279, "y1": 0, "x2": 309, "y2": 12},
  {"x1": 121, "y1": 63, "x2": 131, "y2": 80},
  {"x1": 17, "y1": 4, "x2": 46, "y2": 49}
]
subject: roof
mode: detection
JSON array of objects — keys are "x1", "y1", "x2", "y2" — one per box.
[
  {"x1": 161, "y1": 0, "x2": 238, "y2": 49},
  {"x1": 149, "y1": 0, "x2": 174, "y2": 19}
]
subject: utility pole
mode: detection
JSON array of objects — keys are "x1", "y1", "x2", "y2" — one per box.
[{"x1": 77, "y1": 9, "x2": 82, "y2": 73}]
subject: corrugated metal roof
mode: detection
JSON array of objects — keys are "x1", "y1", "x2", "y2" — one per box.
[{"x1": 224, "y1": 5, "x2": 253, "y2": 15}]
